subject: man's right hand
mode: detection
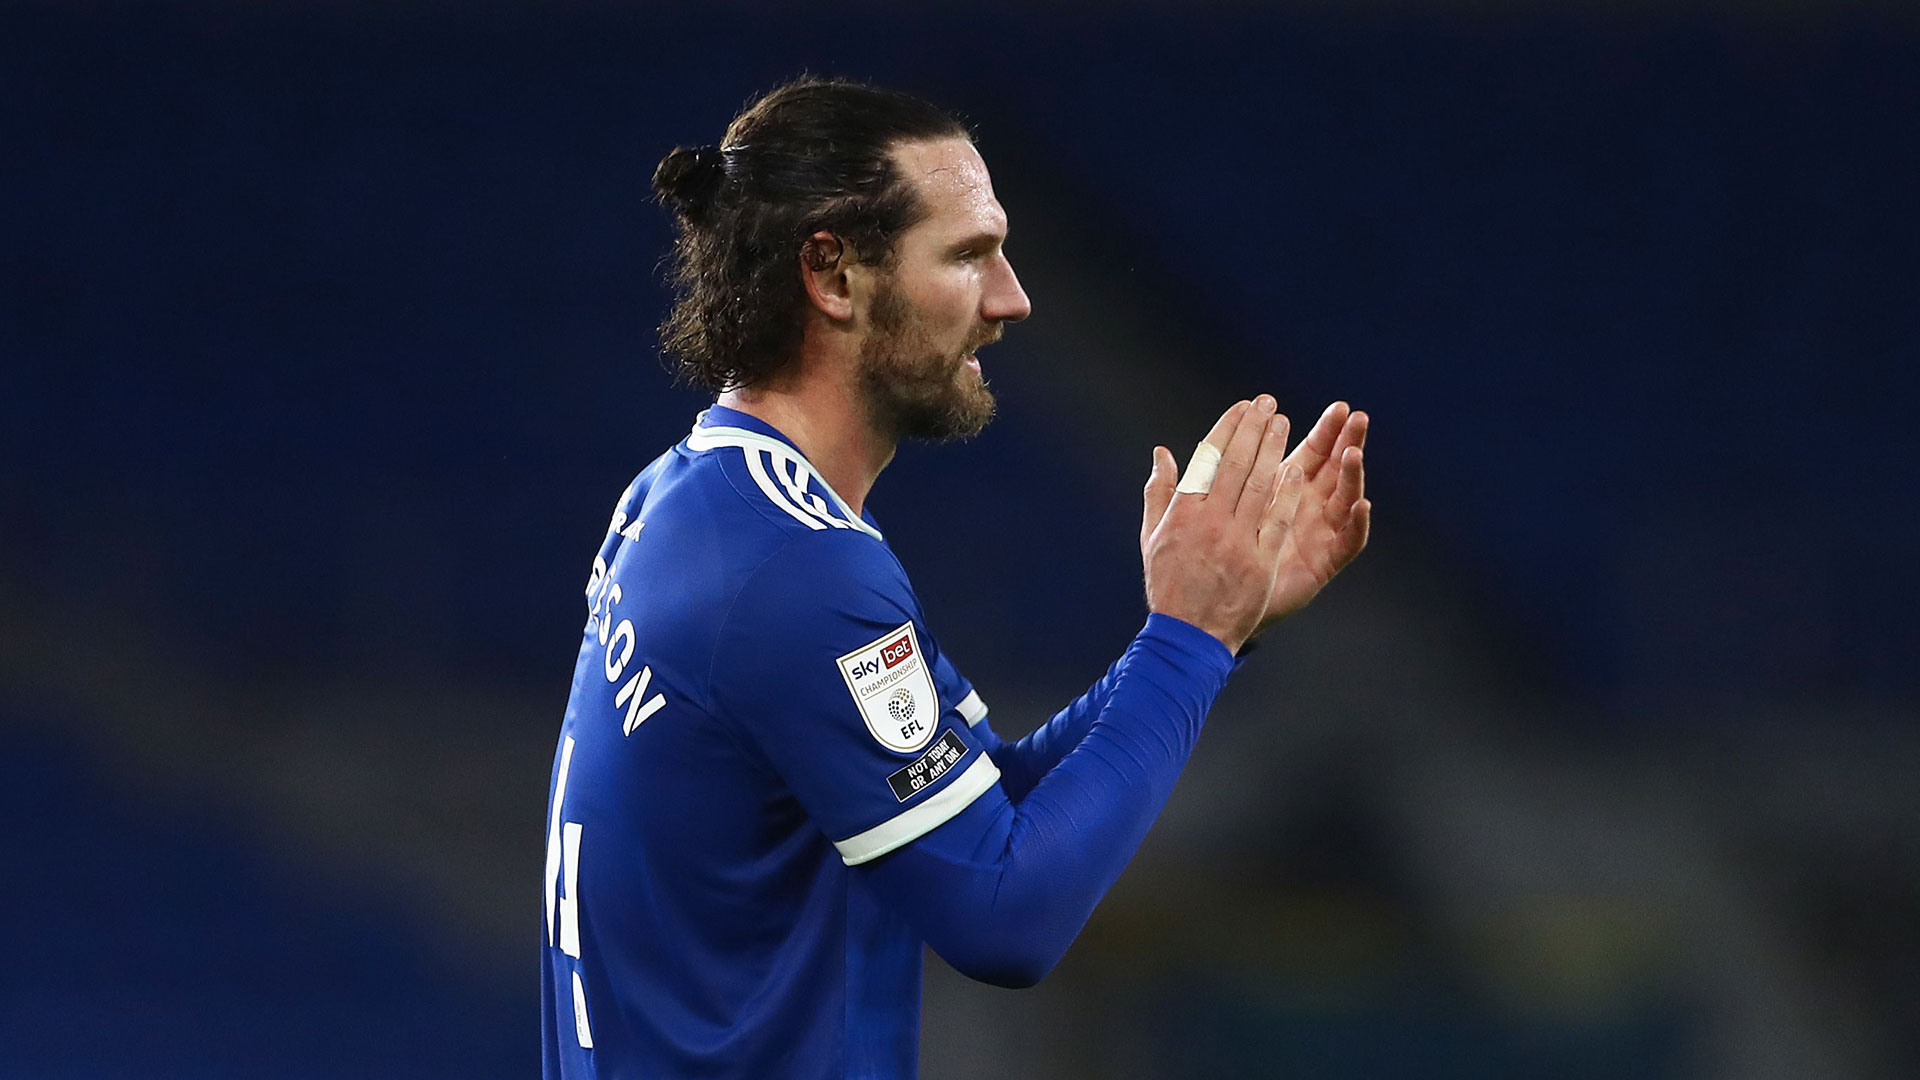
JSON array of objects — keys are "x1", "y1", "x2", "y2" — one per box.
[{"x1": 1138, "y1": 396, "x2": 1303, "y2": 655}]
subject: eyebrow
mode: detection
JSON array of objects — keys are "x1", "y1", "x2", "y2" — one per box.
[{"x1": 948, "y1": 228, "x2": 1007, "y2": 254}]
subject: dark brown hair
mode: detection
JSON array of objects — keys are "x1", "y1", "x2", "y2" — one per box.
[{"x1": 652, "y1": 77, "x2": 970, "y2": 392}]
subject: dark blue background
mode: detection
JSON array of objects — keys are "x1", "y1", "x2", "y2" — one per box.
[{"x1": 4, "y1": 3, "x2": 1914, "y2": 1077}]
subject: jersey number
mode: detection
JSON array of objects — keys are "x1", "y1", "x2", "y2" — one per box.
[{"x1": 545, "y1": 736, "x2": 593, "y2": 1048}]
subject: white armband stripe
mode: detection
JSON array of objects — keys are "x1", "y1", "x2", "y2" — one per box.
[
  {"x1": 834, "y1": 753, "x2": 1000, "y2": 866},
  {"x1": 956, "y1": 689, "x2": 988, "y2": 727}
]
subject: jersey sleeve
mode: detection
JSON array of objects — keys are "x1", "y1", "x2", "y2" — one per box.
[
  {"x1": 861, "y1": 614, "x2": 1237, "y2": 988},
  {"x1": 950, "y1": 646, "x2": 1260, "y2": 804},
  {"x1": 708, "y1": 531, "x2": 1002, "y2": 866}
]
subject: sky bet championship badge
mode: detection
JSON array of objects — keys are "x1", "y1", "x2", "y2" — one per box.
[{"x1": 836, "y1": 622, "x2": 939, "y2": 753}]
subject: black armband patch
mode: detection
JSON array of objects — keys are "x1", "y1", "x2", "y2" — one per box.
[{"x1": 887, "y1": 730, "x2": 968, "y2": 802}]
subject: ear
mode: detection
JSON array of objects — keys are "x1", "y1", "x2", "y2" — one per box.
[{"x1": 799, "y1": 231, "x2": 855, "y2": 323}]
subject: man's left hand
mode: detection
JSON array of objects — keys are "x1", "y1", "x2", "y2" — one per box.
[{"x1": 1256, "y1": 401, "x2": 1370, "y2": 632}]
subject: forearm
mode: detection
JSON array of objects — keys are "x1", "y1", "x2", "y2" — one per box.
[
  {"x1": 864, "y1": 615, "x2": 1233, "y2": 986},
  {"x1": 978, "y1": 656, "x2": 1124, "y2": 802}
]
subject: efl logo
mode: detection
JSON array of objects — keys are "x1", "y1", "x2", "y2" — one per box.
[
  {"x1": 881, "y1": 634, "x2": 914, "y2": 669},
  {"x1": 836, "y1": 621, "x2": 938, "y2": 754}
]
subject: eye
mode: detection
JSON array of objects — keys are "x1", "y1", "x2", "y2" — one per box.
[{"x1": 950, "y1": 235, "x2": 1003, "y2": 263}]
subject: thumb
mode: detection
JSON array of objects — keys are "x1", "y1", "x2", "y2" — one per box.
[{"x1": 1142, "y1": 445, "x2": 1176, "y2": 550}]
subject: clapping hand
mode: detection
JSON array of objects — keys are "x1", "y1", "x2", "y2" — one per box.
[
  {"x1": 1140, "y1": 398, "x2": 1370, "y2": 652},
  {"x1": 1258, "y1": 400, "x2": 1369, "y2": 629}
]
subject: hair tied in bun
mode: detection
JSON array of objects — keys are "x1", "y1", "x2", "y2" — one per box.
[{"x1": 653, "y1": 144, "x2": 729, "y2": 223}]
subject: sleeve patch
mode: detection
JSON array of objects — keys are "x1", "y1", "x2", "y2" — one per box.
[
  {"x1": 836, "y1": 622, "x2": 939, "y2": 753},
  {"x1": 887, "y1": 730, "x2": 968, "y2": 801}
]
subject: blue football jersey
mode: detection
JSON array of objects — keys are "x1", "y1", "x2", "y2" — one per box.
[{"x1": 540, "y1": 405, "x2": 1003, "y2": 1080}]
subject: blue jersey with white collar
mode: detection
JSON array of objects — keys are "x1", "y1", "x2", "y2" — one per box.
[{"x1": 540, "y1": 405, "x2": 1003, "y2": 1079}]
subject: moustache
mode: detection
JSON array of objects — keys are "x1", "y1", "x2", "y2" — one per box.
[{"x1": 963, "y1": 324, "x2": 1005, "y2": 356}]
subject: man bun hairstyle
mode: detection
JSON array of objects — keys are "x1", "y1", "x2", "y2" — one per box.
[
  {"x1": 652, "y1": 145, "x2": 730, "y2": 226},
  {"x1": 653, "y1": 76, "x2": 971, "y2": 393}
]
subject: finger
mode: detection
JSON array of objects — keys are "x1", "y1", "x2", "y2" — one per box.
[
  {"x1": 1331, "y1": 445, "x2": 1364, "y2": 522},
  {"x1": 1175, "y1": 441, "x2": 1222, "y2": 495},
  {"x1": 1259, "y1": 462, "x2": 1307, "y2": 554},
  {"x1": 1212, "y1": 394, "x2": 1277, "y2": 513},
  {"x1": 1282, "y1": 401, "x2": 1349, "y2": 482},
  {"x1": 1309, "y1": 409, "x2": 1368, "y2": 500},
  {"x1": 1142, "y1": 445, "x2": 1176, "y2": 548},
  {"x1": 1319, "y1": 446, "x2": 1364, "y2": 535},
  {"x1": 1200, "y1": 399, "x2": 1249, "y2": 451},
  {"x1": 1236, "y1": 409, "x2": 1293, "y2": 523},
  {"x1": 1326, "y1": 496, "x2": 1371, "y2": 574},
  {"x1": 1343, "y1": 498, "x2": 1372, "y2": 559},
  {"x1": 1175, "y1": 400, "x2": 1249, "y2": 497}
]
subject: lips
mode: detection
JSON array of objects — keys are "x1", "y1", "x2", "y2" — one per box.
[{"x1": 960, "y1": 326, "x2": 999, "y2": 374}]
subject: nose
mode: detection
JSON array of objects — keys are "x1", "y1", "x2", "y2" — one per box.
[{"x1": 982, "y1": 252, "x2": 1032, "y2": 324}]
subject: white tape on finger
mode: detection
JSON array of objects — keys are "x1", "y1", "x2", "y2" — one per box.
[{"x1": 1176, "y1": 441, "x2": 1222, "y2": 495}]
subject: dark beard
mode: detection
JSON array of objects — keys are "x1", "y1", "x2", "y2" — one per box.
[{"x1": 856, "y1": 279, "x2": 997, "y2": 443}]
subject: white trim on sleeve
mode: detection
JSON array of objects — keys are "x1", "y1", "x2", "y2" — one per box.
[
  {"x1": 955, "y1": 689, "x2": 988, "y2": 727},
  {"x1": 833, "y1": 753, "x2": 1001, "y2": 866}
]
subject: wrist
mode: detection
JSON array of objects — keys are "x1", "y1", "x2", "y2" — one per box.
[{"x1": 1140, "y1": 613, "x2": 1239, "y2": 671}]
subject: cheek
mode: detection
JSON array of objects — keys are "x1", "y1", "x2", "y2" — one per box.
[
  {"x1": 935, "y1": 272, "x2": 984, "y2": 331},
  {"x1": 898, "y1": 268, "x2": 984, "y2": 338}
]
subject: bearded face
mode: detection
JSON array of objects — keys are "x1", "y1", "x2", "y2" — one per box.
[{"x1": 856, "y1": 275, "x2": 999, "y2": 443}]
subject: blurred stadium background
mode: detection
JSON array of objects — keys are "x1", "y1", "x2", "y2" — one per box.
[{"x1": 4, "y1": 1, "x2": 1916, "y2": 1077}]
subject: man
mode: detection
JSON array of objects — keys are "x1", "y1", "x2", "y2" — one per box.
[{"x1": 540, "y1": 77, "x2": 1370, "y2": 1079}]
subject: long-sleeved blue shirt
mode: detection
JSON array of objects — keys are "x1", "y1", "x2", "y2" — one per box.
[{"x1": 541, "y1": 406, "x2": 1235, "y2": 1080}]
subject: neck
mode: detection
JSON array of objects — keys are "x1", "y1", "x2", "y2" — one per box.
[{"x1": 717, "y1": 372, "x2": 894, "y2": 518}]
